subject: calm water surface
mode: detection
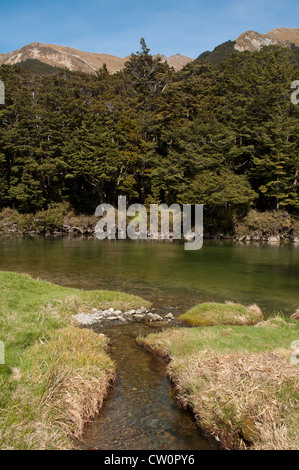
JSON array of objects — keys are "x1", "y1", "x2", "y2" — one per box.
[
  {"x1": 0, "y1": 236, "x2": 298, "y2": 450},
  {"x1": 76, "y1": 322, "x2": 217, "y2": 451},
  {"x1": 0, "y1": 236, "x2": 298, "y2": 314}
]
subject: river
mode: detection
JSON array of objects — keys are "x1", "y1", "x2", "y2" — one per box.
[
  {"x1": 0, "y1": 236, "x2": 298, "y2": 315},
  {"x1": 1, "y1": 236, "x2": 298, "y2": 450}
]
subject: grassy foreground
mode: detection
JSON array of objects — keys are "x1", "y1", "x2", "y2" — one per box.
[
  {"x1": 138, "y1": 315, "x2": 299, "y2": 450},
  {"x1": 0, "y1": 271, "x2": 150, "y2": 450}
]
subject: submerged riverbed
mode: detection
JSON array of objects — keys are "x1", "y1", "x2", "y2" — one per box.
[
  {"x1": 76, "y1": 322, "x2": 217, "y2": 451},
  {"x1": 1, "y1": 236, "x2": 298, "y2": 450}
]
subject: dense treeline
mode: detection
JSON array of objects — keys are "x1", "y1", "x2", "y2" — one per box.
[{"x1": 0, "y1": 40, "x2": 298, "y2": 232}]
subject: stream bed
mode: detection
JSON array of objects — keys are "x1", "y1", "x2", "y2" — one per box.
[{"x1": 76, "y1": 322, "x2": 218, "y2": 451}]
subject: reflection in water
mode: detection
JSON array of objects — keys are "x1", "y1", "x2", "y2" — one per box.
[
  {"x1": 1, "y1": 236, "x2": 298, "y2": 449},
  {"x1": 0, "y1": 236, "x2": 298, "y2": 315},
  {"x1": 76, "y1": 323, "x2": 217, "y2": 451}
]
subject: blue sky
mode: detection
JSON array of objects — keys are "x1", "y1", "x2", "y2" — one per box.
[{"x1": 1, "y1": 0, "x2": 298, "y2": 58}]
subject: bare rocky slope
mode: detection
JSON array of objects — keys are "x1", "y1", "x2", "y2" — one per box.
[
  {"x1": 1, "y1": 28, "x2": 298, "y2": 75},
  {"x1": 235, "y1": 27, "x2": 299, "y2": 52},
  {"x1": 0, "y1": 42, "x2": 192, "y2": 73}
]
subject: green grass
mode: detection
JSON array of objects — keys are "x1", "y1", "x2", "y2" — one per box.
[
  {"x1": 141, "y1": 317, "x2": 299, "y2": 358},
  {"x1": 0, "y1": 270, "x2": 151, "y2": 449},
  {"x1": 179, "y1": 301, "x2": 263, "y2": 326}
]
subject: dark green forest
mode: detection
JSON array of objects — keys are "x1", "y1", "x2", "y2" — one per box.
[{"x1": 0, "y1": 40, "x2": 298, "y2": 233}]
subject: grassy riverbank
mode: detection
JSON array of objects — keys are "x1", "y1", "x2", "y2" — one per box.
[
  {"x1": 0, "y1": 271, "x2": 150, "y2": 449},
  {"x1": 179, "y1": 302, "x2": 263, "y2": 326},
  {"x1": 138, "y1": 313, "x2": 299, "y2": 450}
]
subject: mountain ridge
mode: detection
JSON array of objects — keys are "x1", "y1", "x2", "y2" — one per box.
[
  {"x1": 1, "y1": 27, "x2": 298, "y2": 74},
  {"x1": 235, "y1": 27, "x2": 299, "y2": 52},
  {"x1": 0, "y1": 42, "x2": 193, "y2": 73}
]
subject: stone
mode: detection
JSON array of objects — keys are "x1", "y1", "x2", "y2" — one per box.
[
  {"x1": 268, "y1": 235, "x2": 280, "y2": 243},
  {"x1": 109, "y1": 308, "x2": 115, "y2": 313},
  {"x1": 165, "y1": 313, "x2": 174, "y2": 319},
  {"x1": 118, "y1": 316, "x2": 126, "y2": 322},
  {"x1": 147, "y1": 313, "x2": 163, "y2": 321},
  {"x1": 114, "y1": 310, "x2": 123, "y2": 315},
  {"x1": 72, "y1": 313, "x2": 98, "y2": 325},
  {"x1": 106, "y1": 316, "x2": 118, "y2": 321}
]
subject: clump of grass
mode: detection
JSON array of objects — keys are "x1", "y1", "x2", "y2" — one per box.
[
  {"x1": 1, "y1": 327, "x2": 115, "y2": 450},
  {"x1": 138, "y1": 317, "x2": 299, "y2": 450},
  {"x1": 170, "y1": 350, "x2": 299, "y2": 450},
  {"x1": 0, "y1": 271, "x2": 150, "y2": 449},
  {"x1": 179, "y1": 301, "x2": 263, "y2": 326}
]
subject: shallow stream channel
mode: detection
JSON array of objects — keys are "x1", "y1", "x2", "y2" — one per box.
[{"x1": 75, "y1": 321, "x2": 218, "y2": 451}]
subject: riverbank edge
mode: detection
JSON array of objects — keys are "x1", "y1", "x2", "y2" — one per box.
[
  {"x1": 1, "y1": 206, "x2": 298, "y2": 243},
  {"x1": 137, "y1": 319, "x2": 299, "y2": 451},
  {"x1": 1, "y1": 228, "x2": 299, "y2": 244},
  {"x1": 0, "y1": 271, "x2": 151, "y2": 450},
  {"x1": 136, "y1": 338, "x2": 235, "y2": 450}
]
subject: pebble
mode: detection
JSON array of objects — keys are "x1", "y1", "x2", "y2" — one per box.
[
  {"x1": 72, "y1": 306, "x2": 176, "y2": 326},
  {"x1": 147, "y1": 313, "x2": 163, "y2": 321},
  {"x1": 165, "y1": 313, "x2": 174, "y2": 319}
]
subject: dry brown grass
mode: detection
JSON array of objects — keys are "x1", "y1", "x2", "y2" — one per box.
[
  {"x1": 1, "y1": 327, "x2": 115, "y2": 450},
  {"x1": 138, "y1": 317, "x2": 299, "y2": 450},
  {"x1": 168, "y1": 350, "x2": 299, "y2": 450},
  {"x1": 291, "y1": 310, "x2": 299, "y2": 321}
]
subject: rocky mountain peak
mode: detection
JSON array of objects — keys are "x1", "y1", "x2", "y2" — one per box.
[{"x1": 235, "y1": 27, "x2": 299, "y2": 52}]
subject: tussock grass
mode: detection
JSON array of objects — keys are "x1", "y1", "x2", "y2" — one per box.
[
  {"x1": 0, "y1": 271, "x2": 150, "y2": 449},
  {"x1": 179, "y1": 301, "x2": 263, "y2": 326},
  {"x1": 138, "y1": 317, "x2": 299, "y2": 450},
  {"x1": 2, "y1": 327, "x2": 114, "y2": 449},
  {"x1": 170, "y1": 350, "x2": 299, "y2": 450},
  {"x1": 292, "y1": 309, "x2": 299, "y2": 321}
]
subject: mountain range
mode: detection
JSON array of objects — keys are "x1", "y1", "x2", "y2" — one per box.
[
  {"x1": 0, "y1": 27, "x2": 298, "y2": 74},
  {"x1": 0, "y1": 42, "x2": 192, "y2": 73}
]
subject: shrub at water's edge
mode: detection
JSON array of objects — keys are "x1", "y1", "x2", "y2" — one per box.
[
  {"x1": 0, "y1": 271, "x2": 151, "y2": 449},
  {"x1": 179, "y1": 301, "x2": 263, "y2": 326},
  {"x1": 137, "y1": 317, "x2": 299, "y2": 450}
]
